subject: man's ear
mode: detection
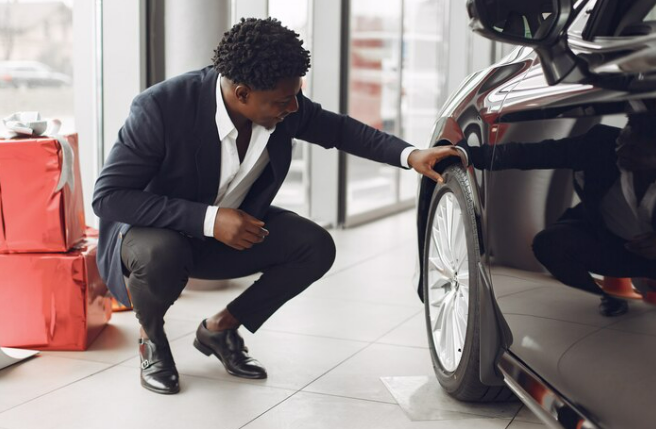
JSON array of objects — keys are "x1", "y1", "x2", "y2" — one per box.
[{"x1": 235, "y1": 84, "x2": 251, "y2": 104}]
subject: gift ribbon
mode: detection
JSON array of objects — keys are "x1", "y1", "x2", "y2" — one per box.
[{"x1": 47, "y1": 120, "x2": 75, "y2": 193}]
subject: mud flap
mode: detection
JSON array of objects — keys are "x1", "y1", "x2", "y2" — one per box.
[{"x1": 478, "y1": 261, "x2": 513, "y2": 386}]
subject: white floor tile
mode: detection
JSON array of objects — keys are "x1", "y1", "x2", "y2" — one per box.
[
  {"x1": 122, "y1": 329, "x2": 369, "y2": 391},
  {"x1": 0, "y1": 365, "x2": 293, "y2": 429},
  {"x1": 0, "y1": 355, "x2": 109, "y2": 413},
  {"x1": 381, "y1": 376, "x2": 521, "y2": 420},
  {"x1": 303, "y1": 242, "x2": 422, "y2": 308},
  {"x1": 42, "y1": 312, "x2": 198, "y2": 365},
  {"x1": 513, "y1": 406, "x2": 545, "y2": 424},
  {"x1": 242, "y1": 392, "x2": 512, "y2": 429},
  {"x1": 376, "y1": 312, "x2": 429, "y2": 348},
  {"x1": 304, "y1": 343, "x2": 434, "y2": 403},
  {"x1": 329, "y1": 211, "x2": 416, "y2": 274},
  {"x1": 262, "y1": 296, "x2": 420, "y2": 342}
]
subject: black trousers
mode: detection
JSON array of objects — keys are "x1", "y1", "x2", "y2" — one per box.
[
  {"x1": 120, "y1": 210, "x2": 336, "y2": 346},
  {"x1": 532, "y1": 205, "x2": 656, "y2": 295}
]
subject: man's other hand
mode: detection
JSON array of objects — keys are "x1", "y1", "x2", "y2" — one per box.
[
  {"x1": 626, "y1": 232, "x2": 656, "y2": 260},
  {"x1": 213, "y1": 208, "x2": 269, "y2": 250},
  {"x1": 407, "y1": 146, "x2": 465, "y2": 183}
]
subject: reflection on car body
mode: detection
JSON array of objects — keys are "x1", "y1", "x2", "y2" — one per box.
[{"x1": 418, "y1": 1, "x2": 656, "y2": 428}]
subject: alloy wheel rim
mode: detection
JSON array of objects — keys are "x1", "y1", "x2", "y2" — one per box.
[{"x1": 427, "y1": 192, "x2": 469, "y2": 372}]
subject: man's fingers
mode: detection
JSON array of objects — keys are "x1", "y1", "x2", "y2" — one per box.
[
  {"x1": 627, "y1": 237, "x2": 656, "y2": 249},
  {"x1": 239, "y1": 210, "x2": 265, "y2": 226},
  {"x1": 633, "y1": 232, "x2": 655, "y2": 241},
  {"x1": 422, "y1": 166, "x2": 444, "y2": 183},
  {"x1": 236, "y1": 238, "x2": 254, "y2": 249},
  {"x1": 245, "y1": 224, "x2": 269, "y2": 237},
  {"x1": 243, "y1": 231, "x2": 265, "y2": 244}
]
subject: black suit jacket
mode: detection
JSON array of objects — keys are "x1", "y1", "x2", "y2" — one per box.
[
  {"x1": 457, "y1": 124, "x2": 656, "y2": 231},
  {"x1": 93, "y1": 66, "x2": 412, "y2": 305}
]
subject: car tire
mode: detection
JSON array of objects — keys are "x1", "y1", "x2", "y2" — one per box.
[{"x1": 423, "y1": 164, "x2": 513, "y2": 402}]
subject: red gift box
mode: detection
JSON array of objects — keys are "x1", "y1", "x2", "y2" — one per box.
[
  {"x1": 0, "y1": 238, "x2": 112, "y2": 351},
  {"x1": 0, "y1": 134, "x2": 85, "y2": 253}
]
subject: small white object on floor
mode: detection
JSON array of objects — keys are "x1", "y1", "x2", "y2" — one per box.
[
  {"x1": 0, "y1": 347, "x2": 39, "y2": 371},
  {"x1": 381, "y1": 375, "x2": 521, "y2": 422}
]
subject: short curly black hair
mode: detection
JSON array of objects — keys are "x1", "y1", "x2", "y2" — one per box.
[{"x1": 213, "y1": 18, "x2": 311, "y2": 91}]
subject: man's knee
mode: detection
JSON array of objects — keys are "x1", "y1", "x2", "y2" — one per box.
[
  {"x1": 532, "y1": 224, "x2": 583, "y2": 267},
  {"x1": 122, "y1": 228, "x2": 193, "y2": 283},
  {"x1": 307, "y1": 226, "x2": 336, "y2": 276},
  {"x1": 286, "y1": 218, "x2": 336, "y2": 278},
  {"x1": 532, "y1": 227, "x2": 563, "y2": 266}
]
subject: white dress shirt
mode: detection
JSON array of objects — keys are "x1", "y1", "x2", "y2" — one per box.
[
  {"x1": 204, "y1": 75, "x2": 417, "y2": 237},
  {"x1": 202, "y1": 76, "x2": 276, "y2": 237}
]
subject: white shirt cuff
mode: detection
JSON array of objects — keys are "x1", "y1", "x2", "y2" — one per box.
[
  {"x1": 454, "y1": 146, "x2": 469, "y2": 166},
  {"x1": 203, "y1": 206, "x2": 219, "y2": 237},
  {"x1": 400, "y1": 147, "x2": 418, "y2": 168}
]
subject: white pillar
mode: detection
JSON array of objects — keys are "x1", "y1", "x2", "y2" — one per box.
[
  {"x1": 308, "y1": 0, "x2": 342, "y2": 227},
  {"x1": 232, "y1": 0, "x2": 268, "y2": 22},
  {"x1": 164, "y1": 0, "x2": 231, "y2": 79}
]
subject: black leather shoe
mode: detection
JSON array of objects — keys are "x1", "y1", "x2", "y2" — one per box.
[
  {"x1": 139, "y1": 338, "x2": 180, "y2": 394},
  {"x1": 194, "y1": 321, "x2": 267, "y2": 379},
  {"x1": 599, "y1": 295, "x2": 629, "y2": 317}
]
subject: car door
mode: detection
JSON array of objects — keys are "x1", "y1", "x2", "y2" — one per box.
[{"x1": 484, "y1": 1, "x2": 656, "y2": 427}]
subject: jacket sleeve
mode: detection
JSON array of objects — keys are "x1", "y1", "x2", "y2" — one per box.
[
  {"x1": 92, "y1": 91, "x2": 208, "y2": 239},
  {"x1": 292, "y1": 93, "x2": 413, "y2": 168},
  {"x1": 456, "y1": 125, "x2": 619, "y2": 172}
]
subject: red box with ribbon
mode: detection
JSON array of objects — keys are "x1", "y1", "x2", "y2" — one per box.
[
  {"x1": 0, "y1": 237, "x2": 112, "y2": 351},
  {"x1": 0, "y1": 134, "x2": 85, "y2": 253}
]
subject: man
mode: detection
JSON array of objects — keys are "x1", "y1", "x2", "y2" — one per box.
[
  {"x1": 433, "y1": 113, "x2": 656, "y2": 317},
  {"x1": 93, "y1": 18, "x2": 446, "y2": 395}
]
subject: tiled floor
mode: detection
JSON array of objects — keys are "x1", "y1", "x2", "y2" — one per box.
[{"x1": 0, "y1": 210, "x2": 546, "y2": 429}]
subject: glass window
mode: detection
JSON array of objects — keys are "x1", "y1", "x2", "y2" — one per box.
[
  {"x1": 400, "y1": 0, "x2": 446, "y2": 200},
  {"x1": 269, "y1": 0, "x2": 312, "y2": 217},
  {"x1": 0, "y1": 0, "x2": 75, "y2": 134},
  {"x1": 346, "y1": 0, "x2": 402, "y2": 217}
]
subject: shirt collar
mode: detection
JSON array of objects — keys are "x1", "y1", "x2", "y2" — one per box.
[
  {"x1": 216, "y1": 74, "x2": 237, "y2": 141},
  {"x1": 215, "y1": 74, "x2": 276, "y2": 140}
]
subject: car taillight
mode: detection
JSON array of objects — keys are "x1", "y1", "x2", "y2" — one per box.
[{"x1": 0, "y1": 74, "x2": 11, "y2": 82}]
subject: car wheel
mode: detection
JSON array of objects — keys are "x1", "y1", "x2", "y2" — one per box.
[{"x1": 423, "y1": 164, "x2": 512, "y2": 402}]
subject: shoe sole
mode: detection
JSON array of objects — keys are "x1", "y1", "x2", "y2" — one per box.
[
  {"x1": 140, "y1": 378, "x2": 180, "y2": 395},
  {"x1": 193, "y1": 338, "x2": 267, "y2": 380}
]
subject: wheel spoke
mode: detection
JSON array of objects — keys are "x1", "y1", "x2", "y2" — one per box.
[
  {"x1": 431, "y1": 228, "x2": 454, "y2": 278},
  {"x1": 428, "y1": 256, "x2": 451, "y2": 279},
  {"x1": 433, "y1": 288, "x2": 453, "y2": 331},
  {"x1": 436, "y1": 209, "x2": 454, "y2": 268}
]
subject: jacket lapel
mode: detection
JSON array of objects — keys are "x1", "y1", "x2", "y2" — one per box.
[{"x1": 194, "y1": 67, "x2": 221, "y2": 205}]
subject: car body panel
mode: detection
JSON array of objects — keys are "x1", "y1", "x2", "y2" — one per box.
[{"x1": 418, "y1": 1, "x2": 656, "y2": 426}]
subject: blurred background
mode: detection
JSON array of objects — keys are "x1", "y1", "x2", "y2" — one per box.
[{"x1": 0, "y1": 0, "x2": 513, "y2": 229}]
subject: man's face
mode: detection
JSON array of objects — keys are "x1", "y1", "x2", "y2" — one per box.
[
  {"x1": 616, "y1": 124, "x2": 656, "y2": 171},
  {"x1": 239, "y1": 77, "x2": 302, "y2": 130}
]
